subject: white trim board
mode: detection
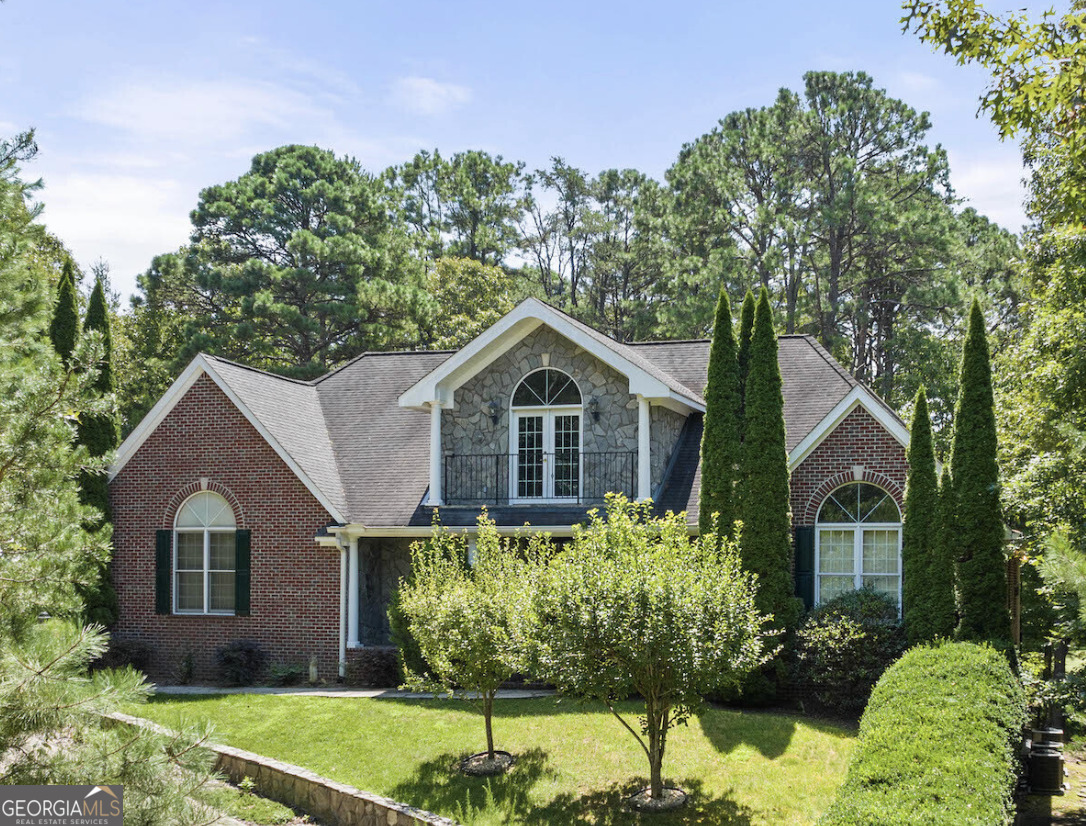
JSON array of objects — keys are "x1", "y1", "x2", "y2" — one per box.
[
  {"x1": 398, "y1": 297, "x2": 705, "y2": 413},
  {"x1": 109, "y1": 354, "x2": 347, "y2": 523},
  {"x1": 787, "y1": 385, "x2": 911, "y2": 472}
]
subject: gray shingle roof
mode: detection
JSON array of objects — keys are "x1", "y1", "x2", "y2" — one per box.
[{"x1": 202, "y1": 324, "x2": 895, "y2": 528}]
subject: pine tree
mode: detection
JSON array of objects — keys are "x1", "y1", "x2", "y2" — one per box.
[
  {"x1": 737, "y1": 289, "x2": 756, "y2": 424},
  {"x1": 77, "y1": 277, "x2": 120, "y2": 627},
  {"x1": 951, "y1": 299, "x2": 1010, "y2": 643},
  {"x1": 739, "y1": 287, "x2": 801, "y2": 631},
  {"x1": 698, "y1": 287, "x2": 741, "y2": 538},
  {"x1": 932, "y1": 466, "x2": 958, "y2": 638},
  {"x1": 902, "y1": 388, "x2": 938, "y2": 644},
  {"x1": 48, "y1": 259, "x2": 78, "y2": 366}
]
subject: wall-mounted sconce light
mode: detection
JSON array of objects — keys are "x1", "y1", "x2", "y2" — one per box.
[
  {"x1": 485, "y1": 399, "x2": 501, "y2": 425},
  {"x1": 587, "y1": 397, "x2": 600, "y2": 422}
]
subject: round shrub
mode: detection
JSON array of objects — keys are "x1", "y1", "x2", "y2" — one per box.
[
  {"x1": 215, "y1": 639, "x2": 267, "y2": 686},
  {"x1": 793, "y1": 589, "x2": 906, "y2": 713}
]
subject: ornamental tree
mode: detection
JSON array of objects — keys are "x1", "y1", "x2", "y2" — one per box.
[
  {"x1": 932, "y1": 465, "x2": 958, "y2": 639},
  {"x1": 737, "y1": 289, "x2": 756, "y2": 423},
  {"x1": 902, "y1": 387, "x2": 939, "y2": 644},
  {"x1": 951, "y1": 299, "x2": 1010, "y2": 643},
  {"x1": 49, "y1": 258, "x2": 78, "y2": 366},
  {"x1": 698, "y1": 286, "x2": 741, "y2": 538},
  {"x1": 397, "y1": 514, "x2": 537, "y2": 761},
  {"x1": 530, "y1": 496, "x2": 771, "y2": 802},
  {"x1": 739, "y1": 287, "x2": 802, "y2": 631}
]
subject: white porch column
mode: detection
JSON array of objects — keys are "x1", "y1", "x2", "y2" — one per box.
[
  {"x1": 637, "y1": 395, "x2": 651, "y2": 500},
  {"x1": 347, "y1": 537, "x2": 359, "y2": 648},
  {"x1": 427, "y1": 401, "x2": 443, "y2": 506},
  {"x1": 338, "y1": 543, "x2": 347, "y2": 676}
]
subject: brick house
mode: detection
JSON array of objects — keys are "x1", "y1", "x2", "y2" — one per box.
[{"x1": 109, "y1": 298, "x2": 910, "y2": 682}]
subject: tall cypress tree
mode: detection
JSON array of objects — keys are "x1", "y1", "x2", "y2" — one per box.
[
  {"x1": 902, "y1": 388, "x2": 938, "y2": 644},
  {"x1": 950, "y1": 299, "x2": 1010, "y2": 643},
  {"x1": 48, "y1": 260, "x2": 78, "y2": 366},
  {"x1": 698, "y1": 287, "x2": 741, "y2": 538},
  {"x1": 932, "y1": 466, "x2": 958, "y2": 639},
  {"x1": 739, "y1": 287, "x2": 801, "y2": 630},
  {"x1": 77, "y1": 278, "x2": 120, "y2": 627},
  {"x1": 736, "y1": 290, "x2": 756, "y2": 423}
]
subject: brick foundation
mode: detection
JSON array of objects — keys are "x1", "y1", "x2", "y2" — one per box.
[{"x1": 110, "y1": 374, "x2": 340, "y2": 684}]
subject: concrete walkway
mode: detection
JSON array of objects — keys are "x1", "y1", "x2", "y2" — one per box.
[{"x1": 153, "y1": 684, "x2": 555, "y2": 700}]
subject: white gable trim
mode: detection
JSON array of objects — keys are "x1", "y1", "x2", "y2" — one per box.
[
  {"x1": 398, "y1": 298, "x2": 704, "y2": 412},
  {"x1": 787, "y1": 385, "x2": 910, "y2": 472},
  {"x1": 109, "y1": 355, "x2": 347, "y2": 523}
]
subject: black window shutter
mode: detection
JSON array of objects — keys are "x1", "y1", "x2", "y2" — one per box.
[
  {"x1": 154, "y1": 530, "x2": 172, "y2": 615},
  {"x1": 794, "y1": 526, "x2": 815, "y2": 610},
  {"x1": 235, "y1": 529, "x2": 251, "y2": 617}
]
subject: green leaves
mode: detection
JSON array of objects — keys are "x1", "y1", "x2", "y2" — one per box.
[{"x1": 699, "y1": 286, "x2": 741, "y2": 538}]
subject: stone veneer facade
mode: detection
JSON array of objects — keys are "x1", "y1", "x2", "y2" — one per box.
[
  {"x1": 110, "y1": 374, "x2": 340, "y2": 683},
  {"x1": 789, "y1": 405, "x2": 908, "y2": 525},
  {"x1": 441, "y1": 326, "x2": 689, "y2": 503}
]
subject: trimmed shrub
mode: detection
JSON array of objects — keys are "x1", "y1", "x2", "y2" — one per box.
[
  {"x1": 387, "y1": 588, "x2": 434, "y2": 683},
  {"x1": 215, "y1": 639, "x2": 267, "y2": 686},
  {"x1": 819, "y1": 641, "x2": 1025, "y2": 826},
  {"x1": 90, "y1": 638, "x2": 154, "y2": 674},
  {"x1": 268, "y1": 661, "x2": 308, "y2": 686},
  {"x1": 344, "y1": 648, "x2": 400, "y2": 688},
  {"x1": 793, "y1": 589, "x2": 906, "y2": 713}
]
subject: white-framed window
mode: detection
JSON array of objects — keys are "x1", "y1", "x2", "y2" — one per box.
[
  {"x1": 815, "y1": 482, "x2": 902, "y2": 608},
  {"x1": 174, "y1": 491, "x2": 236, "y2": 615},
  {"x1": 510, "y1": 368, "x2": 582, "y2": 502}
]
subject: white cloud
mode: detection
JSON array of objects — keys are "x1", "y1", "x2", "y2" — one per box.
[
  {"x1": 948, "y1": 149, "x2": 1029, "y2": 233},
  {"x1": 389, "y1": 76, "x2": 471, "y2": 116},
  {"x1": 39, "y1": 172, "x2": 193, "y2": 297},
  {"x1": 74, "y1": 77, "x2": 332, "y2": 145}
]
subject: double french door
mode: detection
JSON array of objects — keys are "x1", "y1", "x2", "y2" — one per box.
[{"x1": 512, "y1": 408, "x2": 580, "y2": 501}]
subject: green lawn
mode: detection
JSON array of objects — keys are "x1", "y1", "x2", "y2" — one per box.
[{"x1": 132, "y1": 694, "x2": 855, "y2": 825}]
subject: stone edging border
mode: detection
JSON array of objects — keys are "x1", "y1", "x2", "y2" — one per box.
[{"x1": 106, "y1": 712, "x2": 459, "y2": 826}]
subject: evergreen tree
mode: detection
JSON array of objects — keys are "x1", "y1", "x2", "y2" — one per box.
[
  {"x1": 698, "y1": 287, "x2": 741, "y2": 538},
  {"x1": 951, "y1": 299, "x2": 1010, "y2": 643},
  {"x1": 932, "y1": 466, "x2": 958, "y2": 639},
  {"x1": 739, "y1": 287, "x2": 801, "y2": 631},
  {"x1": 49, "y1": 258, "x2": 78, "y2": 366},
  {"x1": 0, "y1": 137, "x2": 217, "y2": 822},
  {"x1": 77, "y1": 277, "x2": 120, "y2": 626},
  {"x1": 902, "y1": 388, "x2": 939, "y2": 644},
  {"x1": 737, "y1": 289, "x2": 756, "y2": 423}
]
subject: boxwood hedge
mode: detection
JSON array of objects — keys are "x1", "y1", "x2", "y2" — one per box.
[{"x1": 819, "y1": 641, "x2": 1025, "y2": 826}]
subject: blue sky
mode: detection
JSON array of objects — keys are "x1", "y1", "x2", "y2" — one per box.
[{"x1": 0, "y1": 0, "x2": 1053, "y2": 301}]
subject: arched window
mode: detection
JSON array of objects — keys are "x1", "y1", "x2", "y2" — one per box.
[
  {"x1": 510, "y1": 369, "x2": 581, "y2": 500},
  {"x1": 174, "y1": 491, "x2": 237, "y2": 614},
  {"x1": 816, "y1": 482, "x2": 901, "y2": 607}
]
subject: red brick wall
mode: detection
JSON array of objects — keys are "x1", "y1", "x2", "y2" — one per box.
[
  {"x1": 110, "y1": 373, "x2": 340, "y2": 683},
  {"x1": 790, "y1": 405, "x2": 908, "y2": 525}
]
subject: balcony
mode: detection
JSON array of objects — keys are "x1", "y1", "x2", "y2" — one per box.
[{"x1": 443, "y1": 451, "x2": 637, "y2": 506}]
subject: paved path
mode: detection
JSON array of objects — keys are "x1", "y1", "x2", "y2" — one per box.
[{"x1": 153, "y1": 684, "x2": 555, "y2": 700}]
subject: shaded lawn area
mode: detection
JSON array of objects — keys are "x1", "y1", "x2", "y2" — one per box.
[{"x1": 132, "y1": 694, "x2": 855, "y2": 825}]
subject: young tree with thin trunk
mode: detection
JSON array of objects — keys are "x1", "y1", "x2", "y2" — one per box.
[
  {"x1": 739, "y1": 288, "x2": 802, "y2": 631},
  {"x1": 699, "y1": 286, "x2": 741, "y2": 538},
  {"x1": 902, "y1": 387, "x2": 938, "y2": 643},
  {"x1": 531, "y1": 496, "x2": 769, "y2": 804},
  {"x1": 398, "y1": 515, "x2": 536, "y2": 765},
  {"x1": 951, "y1": 299, "x2": 1010, "y2": 643}
]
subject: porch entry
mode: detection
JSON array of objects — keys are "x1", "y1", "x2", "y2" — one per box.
[{"x1": 511, "y1": 368, "x2": 582, "y2": 502}]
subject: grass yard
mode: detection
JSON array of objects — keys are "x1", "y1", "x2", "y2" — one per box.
[{"x1": 131, "y1": 694, "x2": 855, "y2": 825}]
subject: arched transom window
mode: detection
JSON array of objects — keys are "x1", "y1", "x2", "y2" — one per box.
[
  {"x1": 816, "y1": 482, "x2": 901, "y2": 607},
  {"x1": 174, "y1": 491, "x2": 237, "y2": 614},
  {"x1": 510, "y1": 369, "x2": 582, "y2": 500}
]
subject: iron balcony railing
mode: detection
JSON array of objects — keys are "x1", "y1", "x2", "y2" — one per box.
[{"x1": 443, "y1": 451, "x2": 637, "y2": 505}]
